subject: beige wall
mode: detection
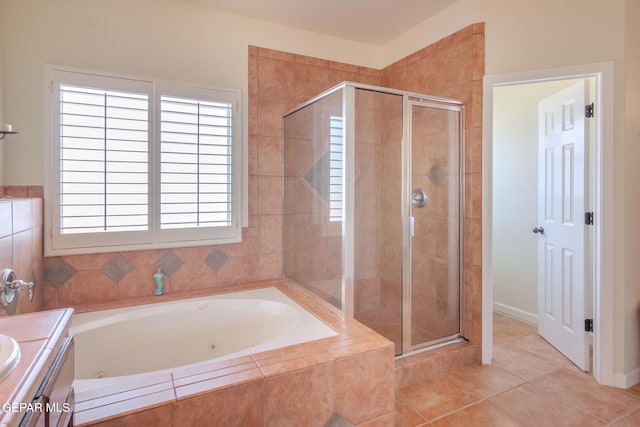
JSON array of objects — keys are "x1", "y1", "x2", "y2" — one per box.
[
  {"x1": 380, "y1": 0, "x2": 474, "y2": 66},
  {"x1": 0, "y1": 0, "x2": 379, "y2": 186},
  {"x1": 476, "y1": 0, "x2": 632, "y2": 381},
  {"x1": 624, "y1": 0, "x2": 640, "y2": 377},
  {"x1": 473, "y1": 0, "x2": 633, "y2": 382},
  {"x1": 492, "y1": 84, "x2": 540, "y2": 317}
]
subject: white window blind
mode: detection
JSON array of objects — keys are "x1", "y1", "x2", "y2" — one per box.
[
  {"x1": 59, "y1": 85, "x2": 150, "y2": 234},
  {"x1": 329, "y1": 116, "x2": 343, "y2": 222},
  {"x1": 46, "y1": 67, "x2": 242, "y2": 256},
  {"x1": 160, "y1": 96, "x2": 233, "y2": 229}
]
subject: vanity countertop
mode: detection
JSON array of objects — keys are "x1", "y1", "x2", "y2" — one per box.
[{"x1": 0, "y1": 309, "x2": 73, "y2": 426}]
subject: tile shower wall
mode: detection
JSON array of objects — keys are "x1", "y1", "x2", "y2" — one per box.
[
  {"x1": 353, "y1": 89, "x2": 386, "y2": 314},
  {"x1": 378, "y1": 95, "x2": 404, "y2": 325},
  {"x1": 381, "y1": 23, "x2": 485, "y2": 355},
  {"x1": 347, "y1": 24, "x2": 484, "y2": 357}
]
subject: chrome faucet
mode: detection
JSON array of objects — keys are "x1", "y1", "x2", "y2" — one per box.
[{"x1": 1, "y1": 268, "x2": 34, "y2": 307}]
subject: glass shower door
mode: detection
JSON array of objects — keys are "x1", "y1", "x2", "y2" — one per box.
[
  {"x1": 404, "y1": 100, "x2": 463, "y2": 351},
  {"x1": 283, "y1": 82, "x2": 465, "y2": 357},
  {"x1": 282, "y1": 89, "x2": 345, "y2": 310},
  {"x1": 352, "y1": 88, "x2": 404, "y2": 355}
]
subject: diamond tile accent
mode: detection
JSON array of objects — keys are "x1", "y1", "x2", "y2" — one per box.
[
  {"x1": 303, "y1": 151, "x2": 330, "y2": 202},
  {"x1": 156, "y1": 250, "x2": 183, "y2": 276},
  {"x1": 205, "y1": 249, "x2": 228, "y2": 272},
  {"x1": 325, "y1": 412, "x2": 354, "y2": 427},
  {"x1": 101, "y1": 254, "x2": 134, "y2": 283},
  {"x1": 43, "y1": 257, "x2": 77, "y2": 288},
  {"x1": 427, "y1": 162, "x2": 447, "y2": 186}
]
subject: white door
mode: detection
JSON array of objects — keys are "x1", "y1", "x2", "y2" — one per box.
[{"x1": 536, "y1": 81, "x2": 590, "y2": 371}]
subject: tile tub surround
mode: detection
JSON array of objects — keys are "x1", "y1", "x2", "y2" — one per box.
[{"x1": 72, "y1": 279, "x2": 396, "y2": 426}]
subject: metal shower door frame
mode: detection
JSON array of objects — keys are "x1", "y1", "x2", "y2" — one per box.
[
  {"x1": 285, "y1": 81, "x2": 466, "y2": 355},
  {"x1": 401, "y1": 96, "x2": 466, "y2": 355}
]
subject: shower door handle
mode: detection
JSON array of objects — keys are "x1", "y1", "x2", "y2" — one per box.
[
  {"x1": 410, "y1": 216, "x2": 415, "y2": 237},
  {"x1": 411, "y1": 188, "x2": 428, "y2": 208}
]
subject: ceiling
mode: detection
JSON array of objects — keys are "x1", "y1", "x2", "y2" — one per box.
[{"x1": 179, "y1": 0, "x2": 459, "y2": 45}]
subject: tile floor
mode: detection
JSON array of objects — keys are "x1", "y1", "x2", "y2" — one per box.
[{"x1": 394, "y1": 312, "x2": 640, "y2": 426}]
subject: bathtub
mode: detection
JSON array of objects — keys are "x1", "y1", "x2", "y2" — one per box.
[{"x1": 69, "y1": 286, "x2": 338, "y2": 392}]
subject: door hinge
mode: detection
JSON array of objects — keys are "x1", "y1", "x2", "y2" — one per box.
[
  {"x1": 585, "y1": 102, "x2": 594, "y2": 118},
  {"x1": 585, "y1": 318, "x2": 593, "y2": 332},
  {"x1": 585, "y1": 211, "x2": 594, "y2": 225}
]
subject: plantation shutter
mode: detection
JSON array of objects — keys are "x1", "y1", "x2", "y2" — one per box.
[
  {"x1": 58, "y1": 84, "x2": 150, "y2": 234},
  {"x1": 46, "y1": 67, "x2": 242, "y2": 256},
  {"x1": 159, "y1": 95, "x2": 233, "y2": 229}
]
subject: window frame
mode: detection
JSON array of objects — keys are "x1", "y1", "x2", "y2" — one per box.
[
  {"x1": 153, "y1": 80, "x2": 242, "y2": 245},
  {"x1": 44, "y1": 66, "x2": 243, "y2": 256}
]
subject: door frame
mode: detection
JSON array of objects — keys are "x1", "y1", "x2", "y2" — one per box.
[{"x1": 481, "y1": 62, "x2": 615, "y2": 385}]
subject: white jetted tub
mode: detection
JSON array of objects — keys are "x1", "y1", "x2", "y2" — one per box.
[{"x1": 69, "y1": 287, "x2": 337, "y2": 391}]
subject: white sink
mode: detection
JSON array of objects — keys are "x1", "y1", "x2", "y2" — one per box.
[{"x1": 0, "y1": 334, "x2": 20, "y2": 381}]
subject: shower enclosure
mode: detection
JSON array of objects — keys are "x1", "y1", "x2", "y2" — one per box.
[{"x1": 282, "y1": 82, "x2": 464, "y2": 356}]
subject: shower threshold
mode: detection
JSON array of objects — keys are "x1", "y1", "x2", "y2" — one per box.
[{"x1": 395, "y1": 335, "x2": 469, "y2": 361}]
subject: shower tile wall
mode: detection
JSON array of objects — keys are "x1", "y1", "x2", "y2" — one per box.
[
  {"x1": 382, "y1": 23, "x2": 485, "y2": 354},
  {"x1": 352, "y1": 24, "x2": 484, "y2": 356},
  {"x1": 379, "y1": 95, "x2": 404, "y2": 321},
  {"x1": 354, "y1": 89, "x2": 383, "y2": 314}
]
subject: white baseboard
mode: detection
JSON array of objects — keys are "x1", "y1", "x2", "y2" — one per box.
[
  {"x1": 613, "y1": 367, "x2": 640, "y2": 389},
  {"x1": 493, "y1": 301, "x2": 538, "y2": 325}
]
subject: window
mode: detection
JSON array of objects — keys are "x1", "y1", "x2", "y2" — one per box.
[
  {"x1": 159, "y1": 95, "x2": 233, "y2": 230},
  {"x1": 45, "y1": 68, "x2": 242, "y2": 255},
  {"x1": 58, "y1": 84, "x2": 151, "y2": 235},
  {"x1": 329, "y1": 115, "x2": 343, "y2": 222}
]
